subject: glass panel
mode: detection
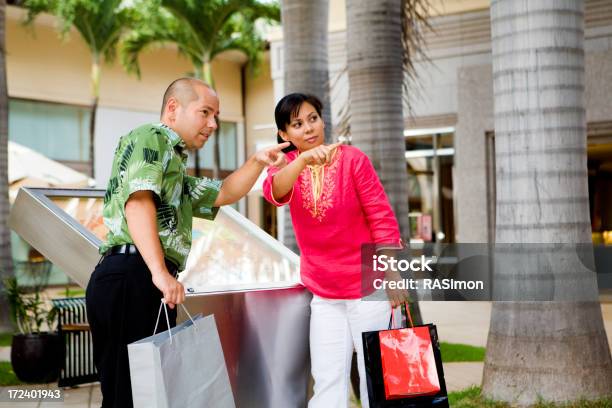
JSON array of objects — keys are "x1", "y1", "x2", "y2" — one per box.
[
  {"x1": 408, "y1": 157, "x2": 434, "y2": 242},
  {"x1": 45, "y1": 192, "x2": 299, "y2": 291},
  {"x1": 9, "y1": 99, "x2": 90, "y2": 161},
  {"x1": 51, "y1": 196, "x2": 107, "y2": 241},
  {"x1": 405, "y1": 135, "x2": 434, "y2": 151},
  {"x1": 404, "y1": 131, "x2": 455, "y2": 243},
  {"x1": 587, "y1": 142, "x2": 612, "y2": 245},
  {"x1": 180, "y1": 210, "x2": 299, "y2": 291},
  {"x1": 187, "y1": 121, "x2": 238, "y2": 171},
  {"x1": 219, "y1": 121, "x2": 238, "y2": 170},
  {"x1": 439, "y1": 134, "x2": 454, "y2": 148}
]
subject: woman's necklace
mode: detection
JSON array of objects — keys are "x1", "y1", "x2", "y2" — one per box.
[
  {"x1": 307, "y1": 164, "x2": 325, "y2": 214},
  {"x1": 303, "y1": 147, "x2": 338, "y2": 215}
]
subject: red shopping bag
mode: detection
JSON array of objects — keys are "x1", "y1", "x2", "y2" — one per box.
[{"x1": 378, "y1": 304, "x2": 441, "y2": 399}]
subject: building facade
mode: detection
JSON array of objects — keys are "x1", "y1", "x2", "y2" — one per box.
[
  {"x1": 267, "y1": 0, "x2": 612, "y2": 244},
  {"x1": 5, "y1": 4, "x2": 280, "y2": 282},
  {"x1": 6, "y1": 0, "x2": 612, "y2": 249}
]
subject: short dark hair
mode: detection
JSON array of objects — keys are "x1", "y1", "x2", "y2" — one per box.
[{"x1": 275, "y1": 93, "x2": 323, "y2": 153}]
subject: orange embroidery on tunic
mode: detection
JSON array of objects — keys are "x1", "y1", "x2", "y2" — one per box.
[{"x1": 299, "y1": 149, "x2": 342, "y2": 221}]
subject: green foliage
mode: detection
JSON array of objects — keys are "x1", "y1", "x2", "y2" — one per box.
[
  {"x1": 63, "y1": 287, "x2": 86, "y2": 298},
  {"x1": 0, "y1": 332, "x2": 11, "y2": 347},
  {"x1": 448, "y1": 386, "x2": 612, "y2": 408},
  {"x1": 22, "y1": 0, "x2": 135, "y2": 63},
  {"x1": 449, "y1": 386, "x2": 509, "y2": 408},
  {"x1": 440, "y1": 342, "x2": 486, "y2": 362},
  {"x1": 2, "y1": 277, "x2": 57, "y2": 335},
  {"x1": 0, "y1": 362, "x2": 23, "y2": 386},
  {"x1": 121, "y1": 0, "x2": 280, "y2": 80},
  {"x1": 531, "y1": 399, "x2": 612, "y2": 408}
]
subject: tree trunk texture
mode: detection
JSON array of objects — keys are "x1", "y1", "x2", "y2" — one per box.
[
  {"x1": 280, "y1": 0, "x2": 331, "y2": 253},
  {"x1": 89, "y1": 58, "x2": 100, "y2": 179},
  {"x1": 345, "y1": 0, "x2": 410, "y2": 241},
  {"x1": 345, "y1": 0, "x2": 421, "y2": 324},
  {"x1": 194, "y1": 149, "x2": 201, "y2": 177},
  {"x1": 89, "y1": 96, "x2": 98, "y2": 179},
  {"x1": 203, "y1": 61, "x2": 220, "y2": 179},
  {"x1": 483, "y1": 0, "x2": 612, "y2": 404},
  {"x1": 213, "y1": 117, "x2": 220, "y2": 179},
  {"x1": 0, "y1": 0, "x2": 14, "y2": 332},
  {"x1": 193, "y1": 61, "x2": 215, "y2": 178}
]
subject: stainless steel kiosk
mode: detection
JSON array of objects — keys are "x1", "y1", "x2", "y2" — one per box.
[{"x1": 10, "y1": 187, "x2": 311, "y2": 407}]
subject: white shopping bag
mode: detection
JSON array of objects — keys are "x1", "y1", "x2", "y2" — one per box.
[{"x1": 128, "y1": 302, "x2": 235, "y2": 408}]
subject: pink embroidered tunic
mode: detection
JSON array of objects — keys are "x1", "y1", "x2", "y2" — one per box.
[{"x1": 263, "y1": 145, "x2": 402, "y2": 299}]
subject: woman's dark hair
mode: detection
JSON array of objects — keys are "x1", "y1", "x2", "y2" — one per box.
[{"x1": 275, "y1": 93, "x2": 323, "y2": 153}]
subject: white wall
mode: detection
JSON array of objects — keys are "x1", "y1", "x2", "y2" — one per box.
[{"x1": 94, "y1": 107, "x2": 159, "y2": 187}]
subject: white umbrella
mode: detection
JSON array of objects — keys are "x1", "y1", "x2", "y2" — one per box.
[{"x1": 8, "y1": 141, "x2": 94, "y2": 202}]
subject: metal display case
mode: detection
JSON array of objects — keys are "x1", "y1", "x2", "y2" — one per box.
[{"x1": 9, "y1": 188, "x2": 311, "y2": 407}]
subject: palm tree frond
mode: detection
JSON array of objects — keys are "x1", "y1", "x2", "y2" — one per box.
[
  {"x1": 120, "y1": 4, "x2": 202, "y2": 78},
  {"x1": 21, "y1": 0, "x2": 56, "y2": 25},
  {"x1": 212, "y1": 18, "x2": 261, "y2": 71},
  {"x1": 401, "y1": 0, "x2": 434, "y2": 115},
  {"x1": 162, "y1": 0, "x2": 213, "y2": 50},
  {"x1": 123, "y1": 0, "x2": 276, "y2": 83},
  {"x1": 247, "y1": 1, "x2": 281, "y2": 22},
  {"x1": 121, "y1": 30, "x2": 162, "y2": 78}
]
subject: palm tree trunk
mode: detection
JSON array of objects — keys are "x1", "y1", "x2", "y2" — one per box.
[
  {"x1": 345, "y1": 0, "x2": 421, "y2": 323},
  {"x1": 0, "y1": 0, "x2": 14, "y2": 332},
  {"x1": 281, "y1": 0, "x2": 332, "y2": 143},
  {"x1": 194, "y1": 150, "x2": 201, "y2": 177},
  {"x1": 202, "y1": 60, "x2": 214, "y2": 87},
  {"x1": 89, "y1": 56, "x2": 100, "y2": 179},
  {"x1": 201, "y1": 60, "x2": 218, "y2": 179},
  {"x1": 345, "y1": 0, "x2": 410, "y2": 241},
  {"x1": 280, "y1": 0, "x2": 331, "y2": 253},
  {"x1": 212, "y1": 117, "x2": 220, "y2": 179},
  {"x1": 482, "y1": 0, "x2": 612, "y2": 404}
]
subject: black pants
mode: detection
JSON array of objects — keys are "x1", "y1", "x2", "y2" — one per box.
[{"x1": 86, "y1": 252, "x2": 178, "y2": 408}]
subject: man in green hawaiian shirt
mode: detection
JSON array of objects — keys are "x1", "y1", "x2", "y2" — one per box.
[{"x1": 86, "y1": 78, "x2": 288, "y2": 408}]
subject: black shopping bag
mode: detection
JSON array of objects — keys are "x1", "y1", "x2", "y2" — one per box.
[{"x1": 362, "y1": 304, "x2": 449, "y2": 407}]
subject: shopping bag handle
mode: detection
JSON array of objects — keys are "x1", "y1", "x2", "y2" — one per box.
[
  {"x1": 153, "y1": 299, "x2": 197, "y2": 344},
  {"x1": 388, "y1": 302, "x2": 414, "y2": 330}
]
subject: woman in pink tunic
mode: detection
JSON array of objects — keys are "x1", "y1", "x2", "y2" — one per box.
[{"x1": 263, "y1": 93, "x2": 407, "y2": 407}]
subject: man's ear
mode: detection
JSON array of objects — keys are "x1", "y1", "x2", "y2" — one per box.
[{"x1": 166, "y1": 97, "x2": 179, "y2": 118}]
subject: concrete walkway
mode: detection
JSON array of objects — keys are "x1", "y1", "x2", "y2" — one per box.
[
  {"x1": 1, "y1": 301, "x2": 610, "y2": 407},
  {"x1": 420, "y1": 301, "x2": 612, "y2": 350},
  {"x1": 0, "y1": 383, "x2": 101, "y2": 407},
  {"x1": 0, "y1": 348, "x2": 8, "y2": 362}
]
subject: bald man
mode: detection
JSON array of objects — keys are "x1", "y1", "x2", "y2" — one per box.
[{"x1": 86, "y1": 77, "x2": 288, "y2": 407}]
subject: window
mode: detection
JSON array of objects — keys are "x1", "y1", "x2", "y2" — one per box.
[
  {"x1": 405, "y1": 130, "x2": 455, "y2": 243},
  {"x1": 9, "y1": 98, "x2": 91, "y2": 162},
  {"x1": 188, "y1": 121, "x2": 238, "y2": 171}
]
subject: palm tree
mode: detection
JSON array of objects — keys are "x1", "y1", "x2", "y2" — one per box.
[
  {"x1": 23, "y1": 0, "x2": 133, "y2": 179},
  {"x1": 482, "y1": 0, "x2": 612, "y2": 404},
  {"x1": 345, "y1": 0, "x2": 430, "y2": 323},
  {"x1": 281, "y1": 0, "x2": 331, "y2": 143},
  {"x1": 278, "y1": 0, "x2": 330, "y2": 252},
  {"x1": 0, "y1": 0, "x2": 14, "y2": 332},
  {"x1": 121, "y1": 0, "x2": 279, "y2": 178}
]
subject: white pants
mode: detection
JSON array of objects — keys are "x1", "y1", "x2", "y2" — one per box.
[{"x1": 308, "y1": 295, "x2": 390, "y2": 408}]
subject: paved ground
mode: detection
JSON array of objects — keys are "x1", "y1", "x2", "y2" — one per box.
[
  {"x1": 1, "y1": 301, "x2": 610, "y2": 407},
  {"x1": 420, "y1": 301, "x2": 612, "y2": 350},
  {"x1": 0, "y1": 382, "x2": 101, "y2": 407}
]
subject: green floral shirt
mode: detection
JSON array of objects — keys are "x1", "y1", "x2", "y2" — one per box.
[{"x1": 99, "y1": 123, "x2": 222, "y2": 271}]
